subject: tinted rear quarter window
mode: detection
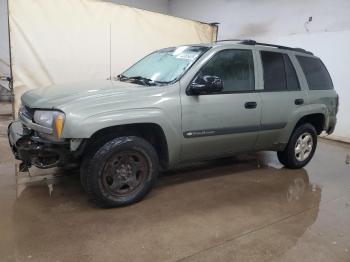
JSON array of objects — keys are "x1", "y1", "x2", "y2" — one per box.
[{"x1": 296, "y1": 56, "x2": 333, "y2": 90}]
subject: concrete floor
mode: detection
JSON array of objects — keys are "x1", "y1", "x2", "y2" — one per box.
[{"x1": 0, "y1": 134, "x2": 349, "y2": 262}]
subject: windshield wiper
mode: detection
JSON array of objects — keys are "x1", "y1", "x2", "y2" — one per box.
[
  {"x1": 117, "y1": 75, "x2": 165, "y2": 86},
  {"x1": 116, "y1": 74, "x2": 128, "y2": 81},
  {"x1": 129, "y1": 76, "x2": 156, "y2": 86}
]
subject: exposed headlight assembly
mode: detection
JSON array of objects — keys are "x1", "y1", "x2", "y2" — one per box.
[
  {"x1": 33, "y1": 110, "x2": 65, "y2": 138},
  {"x1": 34, "y1": 110, "x2": 54, "y2": 127}
]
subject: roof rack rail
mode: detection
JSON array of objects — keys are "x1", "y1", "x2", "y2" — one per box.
[
  {"x1": 215, "y1": 39, "x2": 245, "y2": 43},
  {"x1": 216, "y1": 39, "x2": 313, "y2": 55}
]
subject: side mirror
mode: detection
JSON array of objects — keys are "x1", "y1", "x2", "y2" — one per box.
[{"x1": 188, "y1": 75, "x2": 223, "y2": 95}]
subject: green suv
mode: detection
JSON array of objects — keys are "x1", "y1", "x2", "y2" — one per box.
[{"x1": 8, "y1": 40, "x2": 338, "y2": 207}]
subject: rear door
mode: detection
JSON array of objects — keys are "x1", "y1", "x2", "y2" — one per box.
[{"x1": 255, "y1": 50, "x2": 307, "y2": 150}]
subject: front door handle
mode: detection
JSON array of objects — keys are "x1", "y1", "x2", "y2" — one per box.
[
  {"x1": 295, "y1": 99, "x2": 304, "y2": 105},
  {"x1": 245, "y1": 101, "x2": 257, "y2": 109}
]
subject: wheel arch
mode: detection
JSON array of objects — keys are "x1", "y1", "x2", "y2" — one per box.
[
  {"x1": 86, "y1": 123, "x2": 170, "y2": 169},
  {"x1": 279, "y1": 111, "x2": 327, "y2": 150},
  {"x1": 293, "y1": 113, "x2": 326, "y2": 135}
]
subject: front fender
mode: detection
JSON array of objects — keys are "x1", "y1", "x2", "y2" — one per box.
[{"x1": 62, "y1": 108, "x2": 181, "y2": 165}]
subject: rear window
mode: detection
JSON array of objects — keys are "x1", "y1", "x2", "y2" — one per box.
[{"x1": 296, "y1": 56, "x2": 333, "y2": 90}]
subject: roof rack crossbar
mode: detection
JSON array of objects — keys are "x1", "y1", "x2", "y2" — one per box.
[{"x1": 215, "y1": 39, "x2": 313, "y2": 55}]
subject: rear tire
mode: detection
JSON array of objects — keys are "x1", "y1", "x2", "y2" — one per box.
[
  {"x1": 84, "y1": 136, "x2": 159, "y2": 208},
  {"x1": 277, "y1": 123, "x2": 317, "y2": 169}
]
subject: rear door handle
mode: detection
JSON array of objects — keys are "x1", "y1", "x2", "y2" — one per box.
[
  {"x1": 295, "y1": 99, "x2": 304, "y2": 105},
  {"x1": 245, "y1": 101, "x2": 257, "y2": 109}
]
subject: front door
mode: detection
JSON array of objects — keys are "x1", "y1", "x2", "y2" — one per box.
[{"x1": 180, "y1": 49, "x2": 261, "y2": 161}]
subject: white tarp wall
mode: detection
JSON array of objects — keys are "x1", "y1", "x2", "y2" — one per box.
[
  {"x1": 0, "y1": 0, "x2": 10, "y2": 91},
  {"x1": 8, "y1": 0, "x2": 217, "y2": 112}
]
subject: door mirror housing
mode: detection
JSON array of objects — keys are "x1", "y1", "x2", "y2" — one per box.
[{"x1": 188, "y1": 75, "x2": 223, "y2": 95}]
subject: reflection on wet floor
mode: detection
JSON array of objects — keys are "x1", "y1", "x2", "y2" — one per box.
[{"x1": 0, "y1": 138, "x2": 349, "y2": 261}]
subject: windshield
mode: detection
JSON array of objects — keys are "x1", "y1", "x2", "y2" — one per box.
[{"x1": 118, "y1": 46, "x2": 210, "y2": 85}]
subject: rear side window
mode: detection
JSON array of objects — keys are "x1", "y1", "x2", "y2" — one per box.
[
  {"x1": 296, "y1": 56, "x2": 333, "y2": 90},
  {"x1": 261, "y1": 51, "x2": 300, "y2": 91},
  {"x1": 284, "y1": 55, "x2": 300, "y2": 90}
]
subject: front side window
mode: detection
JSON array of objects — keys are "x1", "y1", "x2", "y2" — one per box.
[
  {"x1": 261, "y1": 51, "x2": 300, "y2": 91},
  {"x1": 119, "y1": 46, "x2": 209, "y2": 85},
  {"x1": 195, "y1": 49, "x2": 255, "y2": 92},
  {"x1": 296, "y1": 56, "x2": 333, "y2": 90}
]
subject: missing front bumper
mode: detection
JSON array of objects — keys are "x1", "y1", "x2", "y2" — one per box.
[{"x1": 8, "y1": 121, "x2": 71, "y2": 170}]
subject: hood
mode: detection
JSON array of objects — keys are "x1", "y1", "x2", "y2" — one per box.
[{"x1": 21, "y1": 79, "x2": 162, "y2": 109}]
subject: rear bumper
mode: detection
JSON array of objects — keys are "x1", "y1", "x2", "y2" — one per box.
[
  {"x1": 8, "y1": 121, "x2": 71, "y2": 169},
  {"x1": 326, "y1": 116, "x2": 337, "y2": 135}
]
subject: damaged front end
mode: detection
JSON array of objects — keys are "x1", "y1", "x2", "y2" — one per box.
[{"x1": 8, "y1": 121, "x2": 72, "y2": 171}]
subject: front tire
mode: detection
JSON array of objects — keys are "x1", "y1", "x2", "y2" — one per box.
[
  {"x1": 84, "y1": 136, "x2": 159, "y2": 208},
  {"x1": 277, "y1": 123, "x2": 317, "y2": 169}
]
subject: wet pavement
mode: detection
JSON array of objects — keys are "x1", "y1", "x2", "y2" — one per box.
[{"x1": 0, "y1": 134, "x2": 349, "y2": 262}]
